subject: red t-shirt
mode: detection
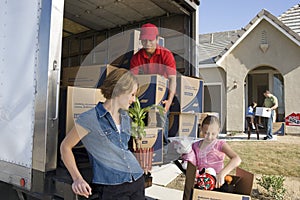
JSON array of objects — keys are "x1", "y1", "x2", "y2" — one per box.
[{"x1": 130, "y1": 45, "x2": 176, "y2": 78}]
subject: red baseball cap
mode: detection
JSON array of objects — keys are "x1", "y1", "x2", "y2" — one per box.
[{"x1": 140, "y1": 23, "x2": 159, "y2": 40}]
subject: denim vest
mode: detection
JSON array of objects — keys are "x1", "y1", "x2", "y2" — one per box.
[{"x1": 76, "y1": 102, "x2": 143, "y2": 185}]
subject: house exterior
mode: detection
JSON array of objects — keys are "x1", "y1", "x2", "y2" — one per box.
[{"x1": 198, "y1": 4, "x2": 300, "y2": 134}]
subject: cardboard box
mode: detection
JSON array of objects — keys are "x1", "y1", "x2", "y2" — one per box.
[
  {"x1": 62, "y1": 64, "x2": 117, "y2": 87},
  {"x1": 170, "y1": 75, "x2": 204, "y2": 113},
  {"x1": 146, "y1": 107, "x2": 166, "y2": 128},
  {"x1": 109, "y1": 30, "x2": 164, "y2": 68},
  {"x1": 108, "y1": 30, "x2": 140, "y2": 68},
  {"x1": 66, "y1": 86, "x2": 105, "y2": 134},
  {"x1": 196, "y1": 113, "x2": 208, "y2": 126},
  {"x1": 134, "y1": 127, "x2": 163, "y2": 165},
  {"x1": 183, "y1": 162, "x2": 254, "y2": 200},
  {"x1": 255, "y1": 107, "x2": 271, "y2": 118},
  {"x1": 147, "y1": 108, "x2": 160, "y2": 128},
  {"x1": 136, "y1": 74, "x2": 168, "y2": 108},
  {"x1": 168, "y1": 112, "x2": 198, "y2": 138}
]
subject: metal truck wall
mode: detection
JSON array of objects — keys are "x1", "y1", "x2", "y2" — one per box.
[{"x1": 0, "y1": 0, "x2": 64, "y2": 190}]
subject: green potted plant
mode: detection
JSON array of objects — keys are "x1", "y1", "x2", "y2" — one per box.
[
  {"x1": 128, "y1": 98, "x2": 164, "y2": 149},
  {"x1": 128, "y1": 98, "x2": 164, "y2": 187}
]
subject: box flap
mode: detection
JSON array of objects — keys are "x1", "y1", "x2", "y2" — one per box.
[
  {"x1": 192, "y1": 189, "x2": 251, "y2": 200},
  {"x1": 235, "y1": 167, "x2": 254, "y2": 195},
  {"x1": 183, "y1": 162, "x2": 197, "y2": 200}
]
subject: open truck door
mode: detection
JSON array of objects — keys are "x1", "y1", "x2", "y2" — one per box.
[
  {"x1": 0, "y1": 0, "x2": 199, "y2": 199},
  {"x1": 0, "y1": 0, "x2": 64, "y2": 197}
]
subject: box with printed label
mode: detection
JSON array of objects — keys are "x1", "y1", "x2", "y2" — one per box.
[
  {"x1": 136, "y1": 75, "x2": 168, "y2": 108},
  {"x1": 133, "y1": 127, "x2": 163, "y2": 165},
  {"x1": 183, "y1": 162, "x2": 254, "y2": 200},
  {"x1": 62, "y1": 64, "x2": 117, "y2": 88},
  {"x1": 168, "y1": 112, "x2": 198, "y2": 138},
  {"x1": 66, "y1": 86, "x2": 106, "y2": 134},
  {"x1": 255, "y1": 107, "x2": 271, "y2": 118},
  {"x1": 170, "y1": 75, "x2": 203, "y2": 113}
]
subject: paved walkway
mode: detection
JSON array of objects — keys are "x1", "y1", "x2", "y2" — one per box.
[{"x1": 145, "y1": 163, "x2": 184, "y2": 200}]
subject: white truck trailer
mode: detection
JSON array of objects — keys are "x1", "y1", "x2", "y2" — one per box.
[{"x1": 0, "y1": 0, "x2": 199, "y2": 199}]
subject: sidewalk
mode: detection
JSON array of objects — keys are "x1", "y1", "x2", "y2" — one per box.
[
  {"x1": 219, "y1": 132, "x2": 278, "y2": 141},
  {"x1": 145, "y1": 163, "x2": 184, "y2": 200}
]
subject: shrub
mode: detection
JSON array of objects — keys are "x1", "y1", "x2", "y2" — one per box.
[{"x1": 256, "y1": 175, "x2": 286, "y2": 200}]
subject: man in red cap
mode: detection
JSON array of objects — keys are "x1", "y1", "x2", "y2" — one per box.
[{"x1": 130, "y1": 23, "x2": 177, "y2": 147}]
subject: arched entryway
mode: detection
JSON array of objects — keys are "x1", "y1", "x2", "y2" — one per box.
[{"x1": 245, "y1": 66, "x2": 285, "y2": 122}]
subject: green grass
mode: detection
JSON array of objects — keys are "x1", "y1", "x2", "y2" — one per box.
[{"x1": 226, "y1": 139, "x2": 300, "y2": 177}]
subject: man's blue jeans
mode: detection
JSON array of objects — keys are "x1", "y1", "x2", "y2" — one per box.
[
  {"x1": 266, "y1": 110, "x2": 274, "y2": 139},
  {"x1": 157, "y1": 111, "x2": 169, "y2": 145}
]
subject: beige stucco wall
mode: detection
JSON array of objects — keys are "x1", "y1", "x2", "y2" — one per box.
[
  {"x1": 218, "y1": 19, "x2": 300, "y2": 133},
  {"x1": 284, "y1": 66, "x2": 300, "y2": 134},
  {"x1": 199, "y1": 67, "x2": 226, "y2": 131}
]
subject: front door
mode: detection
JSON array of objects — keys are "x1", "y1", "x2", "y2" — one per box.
[{"x1": 246, "y1": 67, "x2": 285, "y2": 122}]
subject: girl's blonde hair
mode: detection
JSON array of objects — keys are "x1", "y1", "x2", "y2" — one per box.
[{"x1": 99, "y1": 68, "x2": 138, "y2": 99}]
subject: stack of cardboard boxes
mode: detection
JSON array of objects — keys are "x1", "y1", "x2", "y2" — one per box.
[
  {"x1": 61, "y1": 64, "x2": 117, "y2": 138},
  {"x1": 61, "y1": 64, "x2": 165, "y2": 165},
  {"x1": 168, "y1": 75, "x2": 204, "y2": 138},
  {"x1": 134, "y1": 74, "x2": 167, "y2": 165}
]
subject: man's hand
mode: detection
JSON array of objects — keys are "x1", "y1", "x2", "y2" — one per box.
[{"x1": 162, "y1": 99, "x2": 172, "y2": 113}]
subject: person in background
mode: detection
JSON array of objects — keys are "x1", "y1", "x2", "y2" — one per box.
[
  {"x1": 262, "y1": 90, "x2": 278, "y2": 140},
  {"x1": 246, "y1": 101, "x2": 258, "y2": 130},
  {"x1": 177, "y1": 116, "x2": 241, "y2": 188},
  {"x1": 130, "y1": 23, "x2": 177, "y2": 148},
  {"x1": 60, "y1": 68, "x2": 145, "y2": 200}
]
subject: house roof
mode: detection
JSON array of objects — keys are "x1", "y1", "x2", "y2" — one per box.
[
  {"x1": 199, "y1": 4, "x2": 300, "y2": 66},
  {"x1": 278, "y1": 4, "x2": 300, "y2": 35},
  {"x1": 199, "y1": 30, "x2": 244, "y2": 65}
]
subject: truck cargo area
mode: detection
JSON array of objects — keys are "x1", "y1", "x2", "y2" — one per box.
[{"x1": 0, "y1": 0, "x2": 199, "y2": 199}]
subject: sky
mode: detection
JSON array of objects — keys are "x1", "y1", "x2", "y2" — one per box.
[{"x1": 199, "y1": 0, "x2": 300, "y2": 34}]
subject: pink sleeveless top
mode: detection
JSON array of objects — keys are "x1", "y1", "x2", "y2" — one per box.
[{"x1": 182, "y1": 139, "x2": 226, "y2": 173}]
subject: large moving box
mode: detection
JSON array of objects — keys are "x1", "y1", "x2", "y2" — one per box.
[
  {"x1": 170, "y1": 75, "x2": 203, "y2": 113},
  {"x1": 110, "y1": 30, "x2": 164, "y2": 68},
  {"x1": 168, "y1": 112, "x2": 198, "y2": 138},
  {"x1": 183, "y1": 162, "x2": 254, "y2": 200},
  {"x1": 66, "y1": 86, "x2": 105, "y2": 134},
  {"x1": 136, "y1": 74, "x2": 168, "y2": 108},
  {"x1": 255, "y1": 107, "x2": 271, "y2": 118},
  {"x1": 62, "y1": 64, "x2": 117, "y2": 87},
  {"x1": 134, "y1": 127, "x2": 163, "y2": 165}
]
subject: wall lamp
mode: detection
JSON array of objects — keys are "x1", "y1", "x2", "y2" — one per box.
[{"x1": 233, "y1": 80, "x2": 238, "y2": 89}]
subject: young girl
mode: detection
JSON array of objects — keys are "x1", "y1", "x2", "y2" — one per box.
[
  {"x1": 182, "y1": 116, "x2": 241, "y2": 188},
  {"x1": 246, "y1": 101, "x2": 257, "y2": 130}
]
